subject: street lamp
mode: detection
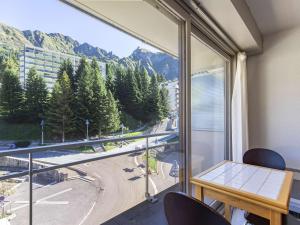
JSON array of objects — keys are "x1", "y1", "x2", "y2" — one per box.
[
  {"x1": 86, "y1": 119, "x2": 90, "y2": 141},
  {"x1": 120, "y1": 123, "x2": 125, "y2": 147},
  {"x1": 40, "y1": 120, "x2": 45, "y2": 145}
]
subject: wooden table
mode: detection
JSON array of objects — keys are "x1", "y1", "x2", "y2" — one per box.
[{"x1": 190, "y1": 161, "x2": 293, "y2": 225}]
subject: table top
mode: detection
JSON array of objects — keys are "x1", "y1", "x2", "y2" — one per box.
[{"x1": 191, "y1": 161, "x2": 293, "y2": 209}]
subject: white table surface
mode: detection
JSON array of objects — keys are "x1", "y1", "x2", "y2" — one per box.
[{"x1": 194, "y1": 161, "x2": 286, "y2": 200}]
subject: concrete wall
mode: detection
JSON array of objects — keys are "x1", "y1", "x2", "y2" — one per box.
[
  {"x1": 247, "y1": 26, "x2": 300, "y2": 170},
  {"x1": 0, "y1": 157, "x2": 67, "y2": 183}
]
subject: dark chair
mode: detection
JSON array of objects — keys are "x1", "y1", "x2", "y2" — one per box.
[
  {"x1": 243, "y1": 148, "x2": 286, "y2": 170},
  {"x1": 243, "y1": 148, "x2": 286, "y2": 225},
  {"x1": 164, "y1": 192, "x2": 231, "y2": 225}
]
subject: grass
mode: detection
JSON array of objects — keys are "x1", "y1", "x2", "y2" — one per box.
[
  {"x1": 71, "y1": 146, "x2": 95, "y2": 153},
  {"x1": 103, "y1": 130, "x2": 145, "y2": 151},
  {"x1": 103, "y1": 142, "x2": 119, "y2": 151},
  {"x1": 166, "y1": 136, "x2": 179, "y2": 143},
  {"x1": 143, "y1": 154, "x2": 157, "y2": 173},
  {"x1": 0, "y1": 118, "x2": 40, "y2": 141}
]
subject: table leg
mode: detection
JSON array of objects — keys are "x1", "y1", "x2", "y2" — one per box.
[
  {"x1": 195, "y1": 186, "x2": 203, "y2": 202},
  {"x1": 224, "y1": 204, "x2": 231, "y2": 222},
  {"x1": 270, "y1": 211, "x2": 282, "y2": 225}
]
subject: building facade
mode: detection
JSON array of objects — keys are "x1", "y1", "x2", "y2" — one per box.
[{"x1": 19, "y1": 45, "x2": 106, "y2": 90}]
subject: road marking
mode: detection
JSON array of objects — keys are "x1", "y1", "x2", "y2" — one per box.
[
  {"x1": 36, "y1": 188, "x2": 72, "y2": 203},
  {"x1": 134, "y1": 156, "x2": 158, "y2": 195},
  {"x1": 10, "y1": 204, "x2": 28, "y2": 211},
  {"x1": 38, "y1": 201, "x2": 69, "y2": 205},
  {"x1": 78, "y1": 201, "x2": 96, "y2": 225},
  {"x1": 10, "y1": 189, "x2": 72, "y2": 212},
  {"x1": 160, "y1": 162, "x2": 165, "y2": 179},
  {"x1": 93, "y1": 173, "x2": 102, "y2": 180}
]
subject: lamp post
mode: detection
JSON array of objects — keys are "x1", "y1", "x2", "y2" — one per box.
[
  {"x1": 62, "y1": 115, "x2": 65, "y2": 143},
  {"x1": 40, "y1": 120, "x2": 44, "y2": 145},
  {"x1": 86, "y1": 119, "x2": 90, "y2": 141},
  {"x1": 121, "y1": 123, "x2": 125, "y2": 147}
]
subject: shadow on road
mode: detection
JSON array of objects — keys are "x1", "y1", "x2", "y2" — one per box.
[{"x1": 128, "y1": 176, "x2": 141, "y2": 181}]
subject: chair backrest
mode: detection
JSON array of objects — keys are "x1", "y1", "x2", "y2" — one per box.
[
  {"x1": 243, "y1": 148, "x2": 286, "y2": 170},
  {"x1": 164, "y1": 192, "x2": 231, "y2": 225}
]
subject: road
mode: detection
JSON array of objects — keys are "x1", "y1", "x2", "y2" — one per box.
[{"x1": 3, "y1": 120, "x2": 179, "y2": 224}]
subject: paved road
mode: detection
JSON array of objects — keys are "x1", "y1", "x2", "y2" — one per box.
[{"x1": 4, "y1": 120, "x2": 179, "y2": 224}]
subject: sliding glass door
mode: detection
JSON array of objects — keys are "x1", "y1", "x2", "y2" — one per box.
[{"x1": 190, "y1": 32, "x2": 228, "y2": 176}]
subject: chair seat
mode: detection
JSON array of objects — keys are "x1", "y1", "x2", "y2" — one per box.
[{"x1": 245, "y1": 212, "x2": 269, "y2": 225}]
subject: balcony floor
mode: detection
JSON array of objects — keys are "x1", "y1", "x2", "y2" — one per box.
[
  {"x1": 101, "y1": 179, "x2": 300, "y2": 225},
  {"x1": 102, "y1": 186, "x2": 178, "y2": 225}
]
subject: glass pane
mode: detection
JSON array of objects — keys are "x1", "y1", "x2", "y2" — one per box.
[{"x1": 191, "y1": 35, "x2": 226, "y2": 176}]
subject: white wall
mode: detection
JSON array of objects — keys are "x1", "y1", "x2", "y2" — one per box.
[{"x1": 247, "y1": 27, "x2": 300, "y2": 169}]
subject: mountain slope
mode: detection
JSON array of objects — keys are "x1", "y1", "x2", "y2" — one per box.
[{"x1": 0, "y1": 22, "x2": 178, "y2": 80}]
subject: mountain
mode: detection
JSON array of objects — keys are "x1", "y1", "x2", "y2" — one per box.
[
  {"x1": 0, "y1": 22, "x2": 178, "y2": 80},
  {"x1": 129, "y1": 47, "x2": 178, "y2": 81}
]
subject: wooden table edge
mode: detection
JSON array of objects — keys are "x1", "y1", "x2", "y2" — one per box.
[{"x1": 190, "y1": 177, "x2": 290, "y2": 214}]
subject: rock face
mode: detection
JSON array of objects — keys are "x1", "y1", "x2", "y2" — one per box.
[{"x1": 0, "y1": 22, "x2": 179, "y2": 80}]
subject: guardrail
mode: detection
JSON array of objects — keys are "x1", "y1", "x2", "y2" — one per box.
[{"x1": 0, "y1": 131, "x2": 179, "y2": 225}]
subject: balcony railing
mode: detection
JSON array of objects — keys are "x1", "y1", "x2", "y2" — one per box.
[{"x1": 0, "y1": 132, "x2": 179, "y2": 225}]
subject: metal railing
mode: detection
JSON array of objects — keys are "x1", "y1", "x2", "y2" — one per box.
[{"x1": 0, "y1": 131, "x2": 178, "y2": 224}]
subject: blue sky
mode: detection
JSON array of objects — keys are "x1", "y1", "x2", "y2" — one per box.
[{"x1": 0, "y1": 0, "x2": 159, "y2": 57}]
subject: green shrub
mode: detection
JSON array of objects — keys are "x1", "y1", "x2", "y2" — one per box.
[{"x1": 14, "y1": 141, "x2": 31, "y2": 148}]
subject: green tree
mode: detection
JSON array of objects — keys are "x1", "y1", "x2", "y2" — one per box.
[
  {"x1": 75, "y1": 58, "x2": 94, "y2": 136},
  {"x1": 134, "y1": 65, "x2": 142, "y2": 92},
  {"x1": 106, "y1": 63, "x2": 116, "y2": 95},
  {"x1": 0, "y1": 56, "x2": 19, "y2": 83},
  {"x1": 146, "y1": 75, "x2": 163, "y2": 122},
  {"x1": 46, "y1": 71, "x2": 75, "y2": 142},
  {"x1": 74, "y1": 57, "x2": 90, "y2": 93},
  {"x1": 115, "y1": 66, "x2": 127, "y2": 108},
  {"x1": 58, "y1": 59, "x2": 74, "y2": 91},
  {"x1": 103, "y1": 90, "x2": 120, "y2": 132},
  {"x1": 124, "y1": 67, "x2": 143, "y2": 120},
  {"x1": 0, "y1": 57, "x2": 24, "y2": 119},
  {"x1": 25, "y1": 67, "x2": 48, "y2": 121},
  {"x1": 90, "y1": 58, "x2": 107, "y2": 136},
  {"x1": 160, "y1": 86, "x2": 170, "y2": 118}
]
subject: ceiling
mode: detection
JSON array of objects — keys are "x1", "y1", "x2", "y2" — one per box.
[
  {"x1": 64, "y1": 0, "x2": 179, "y2": 57},
  {"x1": 195, "y1": 0, "x2": 262, "y2": 54},
  {"x1": 245, "y1": 0, "x2": 300, "y2": 35}
]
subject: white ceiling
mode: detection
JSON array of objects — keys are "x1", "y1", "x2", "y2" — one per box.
[
  {"x1": 245, "y1": 0, "x2": 300, "y2": 35},
  {"x1": 64, "y1": 0, "x2": 179, "y2": 56},
  {"x1": 196, "y1": 0, "x2": 262, "y2": 53}
]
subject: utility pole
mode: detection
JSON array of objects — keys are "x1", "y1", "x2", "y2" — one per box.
[
  {"x1": 121, "y1": 123, "x2": 125, "y2": 147},
  {"x1": 86, "y1": 119, "x2": 90, "y2": 141},
  {"x1": 40, "y1": 120, "x2": 44, "y2": 145}
]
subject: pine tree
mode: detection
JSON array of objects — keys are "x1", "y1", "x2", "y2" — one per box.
[
  {"x1": 140, "y1": 68, "x2": 150, "y2": 93},
  {"x1": 104, "y1": 90, "x2": 120, "y2": 132},
  {"x1": 115, "y1": 66, "x2": 127, "y2": 108},
  {"x1": 0, "y1": 57, "x2": 24, "y2": 119},
  {"x1": 90, "y1": 58, "x2": 107, "y2": 136},
  {"x1": 74, "y1": 57, "x2": 90, "y2": 93},
  {"x1": 75, "y1": 58, "x2": 94, "y2": 136},
  {"x1": 106, "y1": 63, "x2": 116, "y2": 96},
  {"x1": 139, "y1": 67, "x2": 151, "y2": 120},
  {"x1": 124, "y1": 67, "x2": 143, "y2": 120},
  {"x1": 146, "y1": 75, "x2": 163, "y2": 122},
  {"x1": 25, "y1": 67, "x2": 48, "y2": 121},
  {"x1": 160, "y1": 86, "x2": 170, "y2": 118},
  {"x1": 134, "y1": 65, "x2": 142, "y2": 92},
  {"x1": 46, "y1": 71, "x2": 75, "y2": 142},
  {"x1": 58, "y1": 59, "x2": 74, "y2": 91}
]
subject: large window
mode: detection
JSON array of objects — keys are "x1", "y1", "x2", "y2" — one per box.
[
  {"x1": 0, "y1": 0, "x2": 182, "y2": 224},
  {"x1": 190, "y1": 32, "x2": 227, "y2": 176}
]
